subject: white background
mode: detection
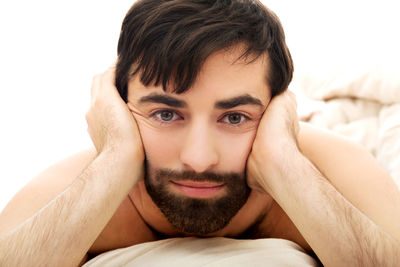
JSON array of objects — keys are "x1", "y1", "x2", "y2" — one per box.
[{"x1": 1, "y1": 0, "x2": 399, "y2": 211}]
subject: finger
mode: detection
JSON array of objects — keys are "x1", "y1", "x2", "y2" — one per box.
[
  {"x1": 95, "y1": 68, "x2": 121, "y2": 102},
  {"x1": 101, "y1": 67, "x2": 116, "y2": 86},
  {"x1": 286, "y1": 89, "x2": 295, "y2": 97},
  {"x1": 265, "y1": 89, "x2": 291, "y2": 110},
  {"x1": 90, "y1": 74, "x2": 102, "y2": 103},
  {"x1": 85, "y1": 111, "x2": 94, "y2": 142},
  {"x1": 109, "y1": 60, "x2": 117, "y2": 69},
  {"x1": 277, "y1": 90, "x2": 297, "y2": 111},
  {"x1": 127, "y1": 102, "x2": 147, "y2": 118}
]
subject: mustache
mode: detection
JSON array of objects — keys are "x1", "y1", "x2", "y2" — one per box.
[{"x1": 154, "y1": 169, "x2": 244, "y2": 183}]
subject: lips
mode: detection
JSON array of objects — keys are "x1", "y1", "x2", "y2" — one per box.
[{"x1": 170, "y1": 180, "x2": 226, "y2": 198}]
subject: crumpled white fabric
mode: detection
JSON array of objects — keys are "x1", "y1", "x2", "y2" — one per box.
[
  {"x1": 83, "y1": 237, "x2": 319, "y2": 267},
  {"x1": 292, "y1": 64, "x2": 400, "y2": 188}
]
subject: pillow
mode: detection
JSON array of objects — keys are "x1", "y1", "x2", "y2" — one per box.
[{"x1": 84, "y1": 237, "x2": 319, "y2": 267}]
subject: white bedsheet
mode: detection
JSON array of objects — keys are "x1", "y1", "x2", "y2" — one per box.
[{"x1": 293, "y1": 64, "x2": 400, "y2": 188}]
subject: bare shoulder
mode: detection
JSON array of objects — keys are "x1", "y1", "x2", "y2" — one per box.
[
  {"x1": 297, "y1": 121, "x2": 397, "y2": 198},
  {"x1": 297, "y1": 122, "x2": 400, "y2": 240},
  {"x1": 297, "y1": 121, "x2": 390, "y2": 185},
  {"x1": 297, "y1": 122, "x2": 368, "y2": 166},
  {"x1": 0, "y1": 147, "x2": 97, "y2": 236}
]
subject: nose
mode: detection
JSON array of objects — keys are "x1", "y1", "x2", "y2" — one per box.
[{"x1": 179, "y1": 120, "x2": 219, "y2": 173}]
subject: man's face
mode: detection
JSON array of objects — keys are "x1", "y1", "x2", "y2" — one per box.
[{"x1": 127, "y1": 46, "x2": 271, "y2": 234}]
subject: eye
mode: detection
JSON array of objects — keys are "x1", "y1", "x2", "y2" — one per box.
[
  {"x1": 159, "y1": 110, "x2": 174, "y2": 121},
  {"x1": 151, "y1": 110, "x2": 182, "y2": 123},
  {"x1": 220, "y1": 113, "x2": 249, "y2": 125},
  {"x1": 227, "y1": 114, "x2": 242, "y2": 124}
]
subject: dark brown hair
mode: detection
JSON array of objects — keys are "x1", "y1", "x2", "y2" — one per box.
[{"x1": 116, "y1": 0, "x2": 293, "y2": 102}]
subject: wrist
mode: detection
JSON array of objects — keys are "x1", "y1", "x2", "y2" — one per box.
[
  {"x1": 268, "y1": 149, "x2": 319, "y2": 204},
  {"x1": 99, "y1": 143, "x2": 145, "y2": 183},
  {"x1": 101, "y1": 139, "x2": 144, "y2": 162},
  {"x1": 251, "y1": 143, "x2": 304, "y2": 197}
]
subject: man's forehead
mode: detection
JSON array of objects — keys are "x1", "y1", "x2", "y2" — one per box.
[
  {"x1": 128, "y1": 75, "x2": 269, "y2": 108},
  {"x1": 127, "y1": 47, "x2": 271, "y2": 104}
]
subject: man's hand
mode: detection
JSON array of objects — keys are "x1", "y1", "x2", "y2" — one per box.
[
  {"x1": 86, "y1": 67, "x2": 144, "y2": 158},
  {"x1": 246, "y1": 90, "x2": 300, "y2": 196}
]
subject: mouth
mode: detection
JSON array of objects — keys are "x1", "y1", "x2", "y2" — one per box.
[{"x1": 170, "y1": 180, "x2": 226, "y2": 199}]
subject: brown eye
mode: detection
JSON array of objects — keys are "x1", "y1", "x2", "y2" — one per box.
[
  {"x1": 160, "y1": 111, "x2": 174, "y2": 121},
  {"x1": 227, "y1": 113, "x2": 242, "y2": 124}
]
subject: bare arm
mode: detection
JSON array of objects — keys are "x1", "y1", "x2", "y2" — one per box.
[
  {"x1": 0, "y1": 68, "x2": 144, "y2": 266},
  {"x1": 247, "y1": 91, "x2": 400, "y2": 266},
  {"x1": 266, "y1": 146, "x2": 400, "y2": 266},
  {"x1": 0, "y1": 148, "x2": 141, "y2": 266}
]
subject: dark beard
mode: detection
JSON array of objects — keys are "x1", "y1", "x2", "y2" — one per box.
[{"x1": 144, "y1": 165, "x2": 250, "y2": 235}]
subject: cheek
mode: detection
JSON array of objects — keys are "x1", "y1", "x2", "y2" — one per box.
[
  {"x1": 217, "y1": 129, "x2": 257, "y2": 172},
  {"x1": 135, "y1": 118, "x2": 182, "y2": 166}
]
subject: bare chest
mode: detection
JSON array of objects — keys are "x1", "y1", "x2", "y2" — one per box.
[{"x1": 89, "y1": 193, "x2": 310, "y2": 255}]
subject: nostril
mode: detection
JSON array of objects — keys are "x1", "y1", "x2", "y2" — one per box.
[
  {"x1": 180, "y1": 145, "x2": 219, "y2": 173},
  {"x1": 179, "y1": 124, "x2": 219, "y2": 173}
]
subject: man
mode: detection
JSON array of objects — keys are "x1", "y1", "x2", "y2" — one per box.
[{"x1": 1, "y1": 0, "x2": 400, "y2": 266}]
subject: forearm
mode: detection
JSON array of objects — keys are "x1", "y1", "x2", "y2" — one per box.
[
  {"x1": 268, "y1": 148, "x2": 400, "y2": 266},
  {"x1": 0, "y1": 149, "x2": 142, "y2": 266}
]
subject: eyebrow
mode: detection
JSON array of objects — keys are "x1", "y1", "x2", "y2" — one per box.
[
  {"x1": 138, "y1": 93, "x2": 263, "y2": 109},
  {"x1": 215, "y1": 94, "x2": 263, "y2": 109},
  {"x1": 139, "y1": 93, "x2": 187, "y2": 108}
]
